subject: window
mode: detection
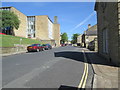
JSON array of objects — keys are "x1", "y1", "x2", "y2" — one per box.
[
  {"x1": 27, "y1": 16, "x2": 35, "y2": 38},
  {"x1": 31, "y1": 25, "x2": 34, "y2": 29},
  {"x1": 103, "y1": 29, "x2": 108, "y2": 53}
]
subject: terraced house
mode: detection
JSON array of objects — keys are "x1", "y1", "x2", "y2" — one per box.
[
  {"x1": 0, "y1": 7, "x2": 60, "y2": 46},
  {"x1": 84, "y1": 24, "x2": 97, "y2": 50},
  {"x1": 77, "y1": 24, "x2": 97, "y2": 51},
  {"x1": 95, "y1": 1, "x2": 120, "y2": 66}
]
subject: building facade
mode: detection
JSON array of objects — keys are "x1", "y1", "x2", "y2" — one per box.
[
  {"x1": 95, "y1": 2, "x2": 120, "y2": 66},
  {"x1": 80, "y1": 24, "x2": 97, "y2": 51},
  {"x1": 1, "y1": 7, "x2": 60, "y2": 46},
  {"x1": 77, "y1": 34, "x2": 82, "y2": 44},
  {"x1": 0, "y1": 7, "x2": 27, "y2": 37},
  {"x1": 35, "y1": 15, "x2": 60, "y2": 46},
  {"x1": 85, "y1": 24, "x2": 97, "y2": 50}
]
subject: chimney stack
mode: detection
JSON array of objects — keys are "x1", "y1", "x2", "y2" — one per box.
[
  {"x1": 88, "y1": 24, "x2": 91, "y2": 29},
  {"x1": 54, "y1": 16, "x2": 58, "y2": 24}
]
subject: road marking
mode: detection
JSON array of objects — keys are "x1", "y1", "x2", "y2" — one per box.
[
  {"x1": 78, "y1": 63, "x2": 87, "y2": 88},
  {"x1": 78, "y1": 50, "x2": 88, "y2": 89}
]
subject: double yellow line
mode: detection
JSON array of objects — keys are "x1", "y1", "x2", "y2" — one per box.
[{"x1": 78, "y1": 50, "x2": 88, "y2": 89}]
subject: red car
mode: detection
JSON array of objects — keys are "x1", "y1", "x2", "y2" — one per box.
[
  {"x1": 61, "y1": 44, "x2": 65, "y2": 47},
  {"x1": 0, "y1": 33, "x2": 6, "y2": 35},
  {"x1": 27, "y1": 44, "x2": 44, "y2": 52}
]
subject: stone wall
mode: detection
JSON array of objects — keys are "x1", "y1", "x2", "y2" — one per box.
[
  {"x1": 10, "y1": 7, "x2": 27, "y2": 38},
  {"x1": 53, "y1": 24, "x2": 60, "y2": 46},
  {"x1": 0, "y1": 45, "x2": 28, "y2": 54},
  {"x1": 35, "y1": 16, "x2": 49, "y2": 40},
  {"x1": 35, "y1": 16, "x2": 60, "y2": 46},
  {"x1": 118, "y1": 2, "x2": 120, "y2": 66},
  {"x1": 96, "y1": 2, "x2": 119, "y2": 65}
]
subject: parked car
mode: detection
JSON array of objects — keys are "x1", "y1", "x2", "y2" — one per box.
[
  {"x1": 27, "y1": 44, "x2": 44, "y2": 52},
  {"x1": 72, "y1": 44, "x2": 77, "y2": 47},
  {"x1": 0, "y1": 33, "x2": 6, "y2": 35},
  {"x1": 42, "y1": 44, "x2": 52, "y2": 50},
  {"x1": 88, "y1": 41, "x2": 95, "y2": 51},
  {"x1": 61, "y1": 43, "x2": 65, "y2": 47}
]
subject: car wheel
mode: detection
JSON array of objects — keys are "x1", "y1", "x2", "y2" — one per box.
[
  {"x1": 42, "y1": 48, "x2": 45, "y2": 51},
  {"x1": 36, "y1": 49, "x2": 40, "y2": 52}
]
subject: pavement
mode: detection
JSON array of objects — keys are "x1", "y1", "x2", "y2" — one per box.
[
  {"x1": 1, "y1": 50, "x2": 27, "y2": 57},
  {"x1": 1, "y1": 46, "x2": 58, "y2": 57},
  {"x1": 83, "y1": 48, "x2": 119, "y2": 89}
]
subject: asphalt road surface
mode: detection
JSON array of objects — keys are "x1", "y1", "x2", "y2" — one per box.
[{"x1": 2, "y1": 46, "x2": 94, "y2": 89}]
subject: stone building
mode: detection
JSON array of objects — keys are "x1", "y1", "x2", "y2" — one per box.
[
  {"x1": 85, "y1": 24, "x2": 97, "y2": 49},
  {"x1": 0, "y1": 7, "x2": 27, "y2": 37},
  {"x1": 77, "y1": 34, "x2": 82, "y2": 44},
  {"x1": 81, "y1": 24, "x2": 97, "y2": 51},
  {"x1": 77, "y1": 34, "x2": 83, "y2": 46},
  {"x1": 28, "y1": 15, "x2": 60, "y2": 46},
  {"x1": 0, "y1": 7, "x2": 60, "y2": 46},
  {"x1": 95, "y1": 2, "x2": 120, "y2": 66}
]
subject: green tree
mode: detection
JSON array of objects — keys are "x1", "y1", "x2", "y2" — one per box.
[
  {"x1": 61, "y1": 33, "x2": 68, "y2": 44},
  {"x1": 0, "y1": 10, "x2": 20, "y2": 35},
  {"x1": 71, "y1": 33, "x2": 79, "y2": 44}
]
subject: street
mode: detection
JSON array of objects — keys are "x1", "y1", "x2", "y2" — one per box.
[
  {"x1": 2, "y1": 46, "x2": 94, "y2": 88},
  {"x1": 1, "y1": 2, "x2": 119, "y2": 89}
]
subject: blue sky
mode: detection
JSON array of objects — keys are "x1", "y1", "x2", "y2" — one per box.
[{"x1": 2, "y1": 2, "x2": 97, "y2": 40}]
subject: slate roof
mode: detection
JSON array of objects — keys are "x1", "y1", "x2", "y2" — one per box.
[{"x1": 85, "y1": 24, "x2": 97, "y2": 36}]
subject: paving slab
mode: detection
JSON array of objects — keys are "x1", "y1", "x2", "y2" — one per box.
[{"x1": 83, "y1": 49, "x2": 119, "y2": 89}]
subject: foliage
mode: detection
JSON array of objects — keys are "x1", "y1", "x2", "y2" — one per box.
[
  {"x1": 61, "y1": 33, "x2": 68, "y2": 44},
  {"x1": 0, "y1": 10, "x2": 20, "y2": 30},
  {"x1": 71, "y1": 33, "x2": 79, "y2": 44}
]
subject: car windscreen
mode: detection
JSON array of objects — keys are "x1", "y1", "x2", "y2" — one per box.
[
  {"x1": 45, "y1": 44, "x2": 50, "y2": 46},
  {"x1": 31, "y1": 44, "x2": 38, "y2": 46},
  {"x1": 42, "y1": 44, "x2": 46, "y2": 46}
]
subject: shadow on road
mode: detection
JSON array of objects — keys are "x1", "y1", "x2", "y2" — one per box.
[
  {"x1": 54, "y1": 51, "x2": 118, "y2": 67},
  {"x1": 55, "y1": 51, "x2": 84, "y2": 62}
]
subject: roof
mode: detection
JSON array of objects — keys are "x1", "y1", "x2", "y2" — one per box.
[
  {"x1": 85, "y1": 24, "x2": 97, "y2": 36},
  {"x1": 28, "y1": 15, "x2": 54, "y2": 24},
  {"x1": 94, "y1": 0, "x2": 99, "y2": 11},
  {"x1": 94, "y1": 2, "x2": 98, "y2": 11}
]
